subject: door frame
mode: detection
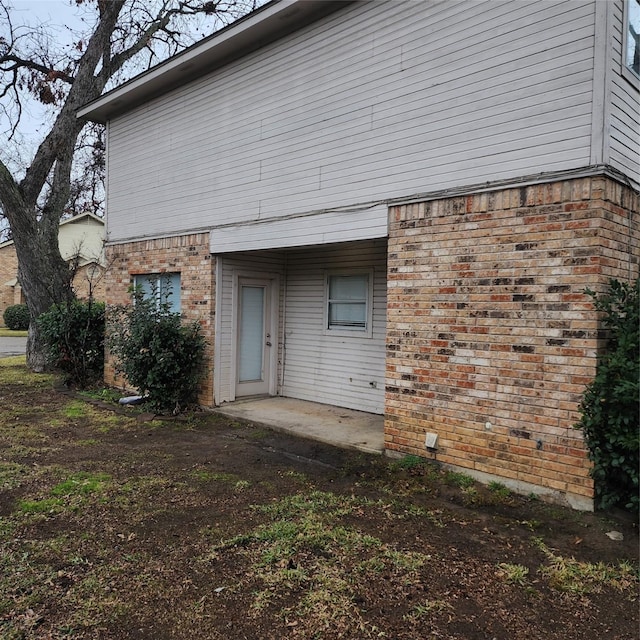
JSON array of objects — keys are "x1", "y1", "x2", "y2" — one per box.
[{"x1": 229, "y1": 269, "x2": 280, "y2": 401}]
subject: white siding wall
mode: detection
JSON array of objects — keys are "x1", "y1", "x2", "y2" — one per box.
[
  {"x1": 281, "y1": 241, "x2": 387, "y2": 414},
  {"x1": 107, "y1": 0, "x2": 598, "y2": 242},
  {"x1": 58, "y1": 219, "x2": 105, "y2": 264},
  {"x1": 609, "y1": 0, "x2": 640, "y2": 184}
]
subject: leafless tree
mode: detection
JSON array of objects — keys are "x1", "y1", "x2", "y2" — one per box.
[{"x1": 0, "y1": 0, "x2": 258, "y2": 370}]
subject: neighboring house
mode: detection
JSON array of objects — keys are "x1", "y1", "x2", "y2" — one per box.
[
  {"x1": 78, "y1": 0, "x2": 639, "y2": 510},
  {"x1": 0, "y1": 212, "x2": 106, "y2": 322}
]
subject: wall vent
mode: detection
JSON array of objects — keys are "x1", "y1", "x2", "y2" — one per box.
[{"x1": 425, "y1": 432, "x2": 438, "y2": 449}]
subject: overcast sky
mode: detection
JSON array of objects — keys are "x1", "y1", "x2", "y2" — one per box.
[{"x1": 11, "y1": 0, "x2": 85, "y2": 22}]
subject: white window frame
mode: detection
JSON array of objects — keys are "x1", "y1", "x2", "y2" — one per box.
[
  {"x1": 133, "y1": 272, "x2": 181, "y2": 313},
  {"x1": 323, "y1": 269, "x2": 374, "y2": 338},
  {"x1": 622, "y1": 0, "x2": 640, "y2": 88}
]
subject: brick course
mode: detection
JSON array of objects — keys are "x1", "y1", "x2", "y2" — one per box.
[
  {"x1": 385, "y1": 176, "x2": 639, "y2": 509},
  {"x1": 104, "y1": 233, "x2": 215, "y2": 404}
]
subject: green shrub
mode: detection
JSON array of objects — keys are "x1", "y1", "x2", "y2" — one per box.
[
  {"x1": 3, "y1": 303, "x2": 30, "y2": 330},
  {"x1": 38, "y1": 299, "x2": 106, "y2": 387},
  {"x1": 107, "y1": 290, "x2": 206, "y2": 413},
  {"x1": 575, "y1": 278, "x2": 639, "y2": 513}
]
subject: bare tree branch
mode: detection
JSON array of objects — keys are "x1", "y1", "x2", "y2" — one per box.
[
  {"x1": 0, "y1": 53, "x2": 75, "y2": 84},
  {"x1": 19, "y1": 0, "x2": 124, "y2": 206}
]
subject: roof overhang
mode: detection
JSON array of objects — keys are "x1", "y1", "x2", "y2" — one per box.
[{"x1": 77, "y1": 0, "x2": 355, "y2": 124}]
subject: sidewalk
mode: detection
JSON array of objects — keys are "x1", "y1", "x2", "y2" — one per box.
[{"x1": 0, "y1": 336, "x2": 27, "y2": 357}]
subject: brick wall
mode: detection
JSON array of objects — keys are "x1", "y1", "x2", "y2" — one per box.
[
  {"x1": 74, "y1": 264, "x2": 106, "y2": 302},
  {"x1": 385, "y1": 175, "x2": 639, "y2": 509},
  {"x1": 104, "y1": 233, "x2": 215, "y2": 404},
  {"x1": 0, "y1": 245, "x2": 21, "y2": 325}
]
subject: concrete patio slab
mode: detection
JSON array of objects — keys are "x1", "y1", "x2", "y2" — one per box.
[{"x1": 213, "y1": 396, "x2": 384, "y2": 454}]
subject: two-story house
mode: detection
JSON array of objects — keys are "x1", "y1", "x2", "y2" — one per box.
[
  {"x1": 0, "y1": 212, "x2": 106, "y2": 323},
  {"x1": 79, "y1": 0, "x2": 639, "y2": 510}
]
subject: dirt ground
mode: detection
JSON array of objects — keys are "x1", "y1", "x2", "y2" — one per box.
[{"x1": 0, "y1": 358, "x2": 637, "y2": 640}]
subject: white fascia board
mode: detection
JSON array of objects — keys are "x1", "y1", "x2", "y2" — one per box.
[
  {"x1": 59, "y1": 212, "x2": 104, "y2": 227},
  {"x1": 210, "y1": 204, "x2": 388, "y2": 253}
]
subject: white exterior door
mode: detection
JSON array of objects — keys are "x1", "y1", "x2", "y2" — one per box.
[{"x1": 236, "y1": 277, "x2": 273, "y2": 397}]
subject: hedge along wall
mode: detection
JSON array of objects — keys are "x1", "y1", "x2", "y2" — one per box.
[
  {"x1": 385, "y1": 175, "x2": 639, "y2": 510},
  {"x1": 104, "y1": 232, "x2": 215, "y2": 405}
]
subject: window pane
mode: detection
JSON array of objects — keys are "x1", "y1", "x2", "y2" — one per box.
[
  {"x1": 327, "y1": 274, "x2": 368, "y2": 330},
  {"x1": 133, "y1": 273, "x2": 181, "y2": 313},
  {"x1": 135, "y1": 275, "x2": 155, "y2": 299},
  {"x1": 329, "y1": 275, "x2": 366, "y2": 301},
  {"x1": 160, "y1": 273, "x2": 181, "y2": 313},
  {"x1": 628, "y1": 0, "x2": 640, "y2": 76},
  {"x1": 329, "y1": 302, "x2": 366, "y2": 327},
  {"x1": 238, "y1": 285, "x2": 264, "y2": 382}
]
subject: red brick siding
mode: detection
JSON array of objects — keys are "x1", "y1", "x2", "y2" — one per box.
[
  {"x1": 385, "y1": 176, "x2": 639, "y2": 507},
  {"x1": 104, "y1": 233, "x2": 215, "y2": 404}
]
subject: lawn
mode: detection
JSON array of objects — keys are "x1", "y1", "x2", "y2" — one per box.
[
  {"x1": 0, "y1": 357, "x2": 637, "y2": 639},
  {"x1": 0, "y1": 328, "x2": 28, "y2": 337}
]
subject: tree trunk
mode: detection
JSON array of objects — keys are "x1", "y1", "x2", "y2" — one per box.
[{"x1": 12, "y1": 202, "x2": 74, "y2": 371}]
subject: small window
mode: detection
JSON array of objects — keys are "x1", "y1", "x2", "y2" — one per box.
[
  {"x1": 325, "y1": 271, "x2": 372, "y2": 336},
  {"x1": 623, "y1": 0, "x2": 640, "y2": 84},
  {"x1": 133, "y1": 273, "x2": 181, "y2": 313}
]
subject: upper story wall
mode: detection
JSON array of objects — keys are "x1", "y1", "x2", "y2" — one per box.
[
  {"x1": 608, "y1": 0, "x2": 640, "y2": 181},
  {"x1": 106, "y1": 0, "x2": 606, "y2": 243}
]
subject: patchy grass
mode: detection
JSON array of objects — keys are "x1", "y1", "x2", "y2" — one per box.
[
  {"x1": 15, "y1": 471, "x2": 111, "y2": 518},
  {"x1": 444, "y1": 470, "x2": 476, "y2": 488},
  {"x1": 78, "y1": 387, "x2": 125, "y2": 403},
  {"x1": 64, "y1": 401, "x2": 89, "y2": 419},
  {"x1": 533, "y1": 538, "x2": 637, "y2": 595},
  {"x1": 0, "y1": 359, "x2": 637, "y2": 639},
  {"x1": 210, "y1": 491, "x2": 422, "y2": 638},
  {"x1": 404, "y1": 598, "x2": 453, "y2": 621},
  {"x1": 497, "y1": 562, "x2": 530, "y2": 586},
  {"x1": 0, "y1": 328, "x2": 27, "y2": 337},
  {"x1": 488, "y1": 481, "x2": 511, "y2": 499},
  {"x1": 0, "y1": 355, "x2": 53, "y2": 388},
  {"x1": 51, "y1": 471, "x2": 111, "y2": 497},
  {"x1": 17, "y1": 496, "x2": 65, "y2": 515},
  {"x1": 389, "y1": 454, "x2": 425, "y2": 471},
  {"x1": 0, "y1": 461, "x2": 30, "y2": 490}
]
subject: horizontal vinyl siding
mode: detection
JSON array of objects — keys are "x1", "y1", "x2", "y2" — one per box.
[
  {"x1": 281, "y1": 240, "x2": 387, "y2": 414},
  {"x1": 609, "y1": 0, "x2": 640, "y2": 185},
  {"x1": 210, "y1": 204, "x2": 388, "y2": 252},
  {"x1": 107, "y1": 0, "x2": 597, "y2": 242}
]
